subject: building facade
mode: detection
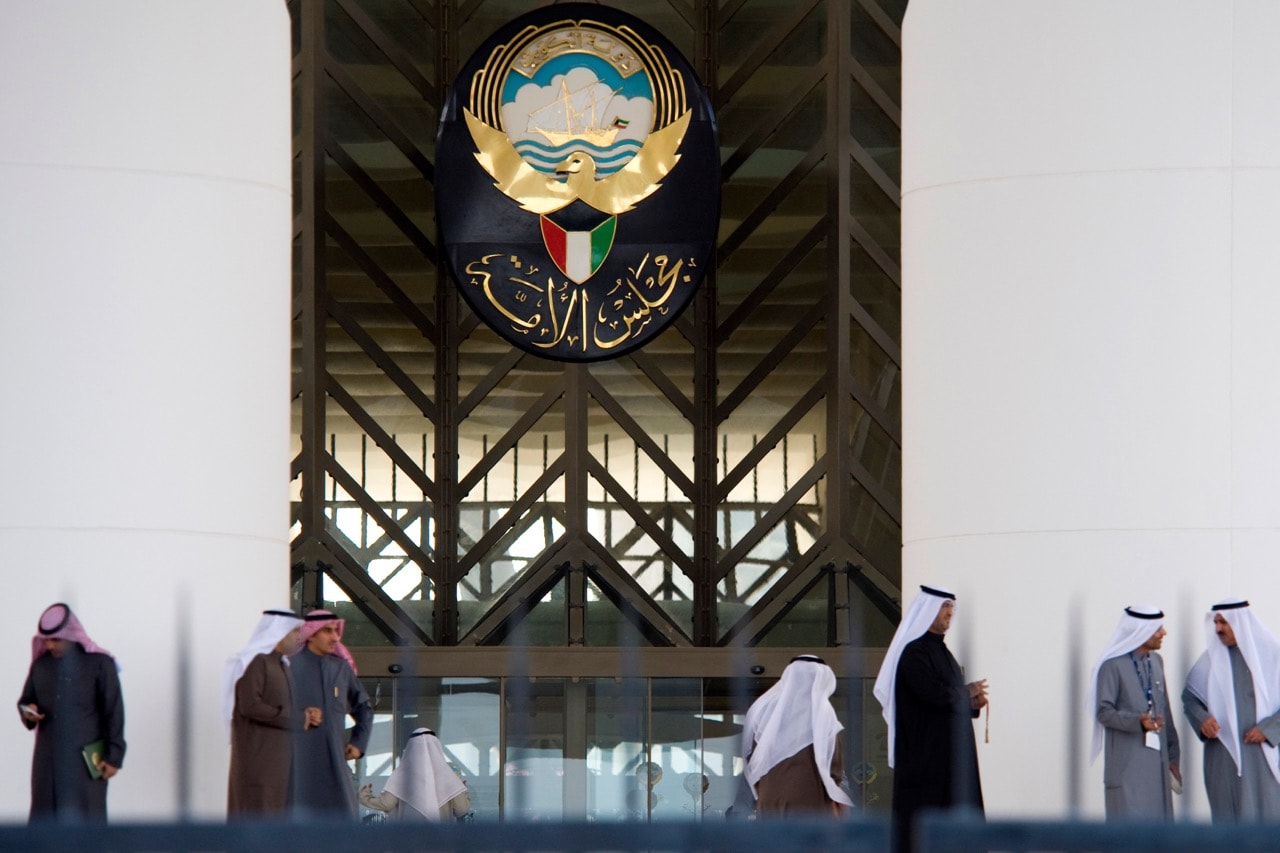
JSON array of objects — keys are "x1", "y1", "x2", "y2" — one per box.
[
  {"x1": 288, "y1": 0, "x2": 904, "y2": 820},
  {"x1": 8, "y1": 0, "x2": 1270, "y2": 827}
]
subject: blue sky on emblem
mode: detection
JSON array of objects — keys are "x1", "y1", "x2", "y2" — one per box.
[{"x1": 500, "y1": 54, "x2": 655, "y2": 177}]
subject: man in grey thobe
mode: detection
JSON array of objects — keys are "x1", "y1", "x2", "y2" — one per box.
[
  {"x1": 290, "y1": 610, "x2": 373, "y2": 817},
  {"x1": 1182, "y1": 598, "x2": 1280, "y2": 822},
  {"x1": 1089, "y1": 605, "x2": 1181, "y2": 819}
]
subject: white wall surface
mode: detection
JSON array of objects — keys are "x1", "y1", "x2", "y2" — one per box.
[
  {"x1": 902, "y1": 0, "x2": 1280, "y2": 820},
  {"x1": 0, "y1": 1, "x2": 291, "y2": 820}
]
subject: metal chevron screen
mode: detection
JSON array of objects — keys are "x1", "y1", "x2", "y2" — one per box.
[{"x1": 290, "y1": 0, "x2": 903, "y2": 652}]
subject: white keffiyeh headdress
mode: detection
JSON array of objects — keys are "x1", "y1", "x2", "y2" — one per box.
[
  {"x1": 1086, "y1": 605, "x2": 1164, "y2": 764},
  {"x1": 221, "y1": 608, "x2": 303, "y2": 738},
  {"x1": 1185, "y1": 599, "x2": 1280, "y2": 782},
  {"x1": 742, "y1": 655, "x2": 852, "y2": 806},
  {"x1": 384, "y1": 729, "x2": 467, "y2": 820},
  {"x1": 872, "y1": 585, "x2": 955, "y2": 768}
]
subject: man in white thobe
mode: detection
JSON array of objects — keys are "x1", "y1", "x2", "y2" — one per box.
[
  {"x1": 1089, "y1": 605, "x2": 1181, "y2": 820},
  {"x1": 1182, "y1": 598, "x2": 1280, "y2": 822}
]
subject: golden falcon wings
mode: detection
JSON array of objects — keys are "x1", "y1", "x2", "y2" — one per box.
[{"x1": 463, "y1": 108, "x2": 692, "y2": 216}]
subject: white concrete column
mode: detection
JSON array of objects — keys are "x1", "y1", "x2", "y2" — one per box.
[
  {"x1": 902, "y1": 0, "x2": 1280, "y2": 820},
  {"x1": 0, "y1": 2, "x2": 291, "y2": 820}
]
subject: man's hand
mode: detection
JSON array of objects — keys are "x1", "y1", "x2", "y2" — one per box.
[
  {"x1": 1244, "y1": 726, "x2": 1268, "y2": 745},
  {"x1": 98, "y1": 762, "x2": 119, "y2": 780},
  {"x1": 1170, "y1": 762, "x2": 1182, "y2": 785},
  {"x1": 344, "y1": 743, "x2": 363, "y2": 761},
  {"x1": 1140, "y1": 713, "x2": 1165, "y2": 732},
  {"x1": 1200, "y1": 716, "x2": 1220, "y2": 739},
  {"x1": 968, "y1": 679, "x2": 989, "y2": 710},
  {"x1": 304, "y1": 707, "x2": 323, "y2": 730},
  {"x1": 19, "y1": 704, "x2": 44, "y2": 722}
]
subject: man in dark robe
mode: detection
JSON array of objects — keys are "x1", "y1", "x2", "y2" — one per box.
[
  {"x1": 290, "y1": 610, "x2": 372, "y2": 817},
  {"x1": 874, "y1": 585, "x2": 986, "y2": 852},
  {"x1": 742, "y1": 655, "x2": 853, "y2": 816},
  {"x1": 17, "y1": 603, "x2": 125, "y2": 821},
  {"x1": 225, "y1": 608, "x2": 304, "y2": 817}
]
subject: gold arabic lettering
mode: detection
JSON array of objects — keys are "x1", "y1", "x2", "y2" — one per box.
[
  {"x1": 465, "y1": 255, "x2": 542, "y2": 331},
  {"x1": 465, "y1": 250, "x2": 695, "y2": 355}
]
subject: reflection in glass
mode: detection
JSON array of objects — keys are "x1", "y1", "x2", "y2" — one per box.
[
  {"x1": 395, "y1": 678, "x2": 500, "y2": 820},
  {"x1": 586, "y1": 679, "x2": 647, "y2": 820},
  {"x1": 834, "y1": 677, "x2": 894, "y2": 811},
  {"x1": 650, "y1": 678, "x2": 703, "y2": 820},
  {"x1": 354, "y1": 678, "x2": 503, "y2": 820},
  {"x1": 355, "y1": 676, "x2": 395, "y2": 819},
  {"x1": 650, "y1": 678, "x2": 750, "y2": 821},
  {"x1": 505, "y1": 678, "x2": 566, "y2": 819},
  {"x1": 341, "y1": 674, "x2": 889, "y2": 821}
]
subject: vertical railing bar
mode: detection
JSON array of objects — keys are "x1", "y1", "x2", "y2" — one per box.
[
  {"x1": 1066, "y1": 595, "x2": 1082, "y2": 816},
  {"x1": 175, "y1": 591, "x2": 191, "y2": 819}
]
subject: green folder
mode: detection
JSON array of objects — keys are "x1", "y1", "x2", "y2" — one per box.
[{"x1": 82, "y1": 739, "x2": 106, "y2": 780}]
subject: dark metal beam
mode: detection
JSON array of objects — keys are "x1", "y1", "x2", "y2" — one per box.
[
  {"x1": 583, "y1": 372, "x2": 697, "y2": 500},
  {"x1": 432, "y1": 0, "x2": 458, "y2": 644},
  {"x1": 715, "y1": 461, "x2": 827, "y2": 581},
  {"x1": 350, "y1": 644, "x2": 886, "y2": 679},
  {"x1": 581, "y1": 545, "x2": 694, "y2": 647},
  {"x1": 457, "y1": 380, "x2": 564, "y2": 496},
  {"x1": 586, "y1": 457, "x2": 694, "y2": 577},
  {"x1": 688, "y1": 215, "x2": 718, "y2": 643},
  {"x1": 717, "y1": 0, "x2": 822, "y2": 105},
  {"x1": 314, "y1": 533, "x2": 433, "y2": 645},
  {"x1": 461, "y1": 555, "x2": 570, "y2": 646},
  {"x1": 333, "y1": 0, "x2": 437, "y2": 107},
  {"x1": 455, "y1": 460, "x2": 568, "y2": 579},
  {"x1": 296, "y1": 0, "x2": 327, "y2": 610}
]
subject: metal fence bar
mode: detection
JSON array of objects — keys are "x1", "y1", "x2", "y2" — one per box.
[
  {"x1": 1, "y1": 818, "x2": 889, "y2": 853},
  {"x1": 918, "y1": 814, "x2": 1280, "y2": 853}
]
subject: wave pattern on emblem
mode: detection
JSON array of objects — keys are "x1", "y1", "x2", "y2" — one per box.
[
  {"x1": 513, "y1": 139, "x2": 644, "y2": 176},
  {"x1": 501, "y1": 66, "x2": 655, "y2": 175}
]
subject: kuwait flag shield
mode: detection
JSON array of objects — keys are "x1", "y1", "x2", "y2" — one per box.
[{"x1": 541, "y1": 215, "x2": 617, "y2": 284}]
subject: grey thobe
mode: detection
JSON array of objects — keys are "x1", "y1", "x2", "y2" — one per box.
[
  {"x1": 1096, "y1": 651, "x2": 1180, "y2": 820},
  {"x1": 289, "y1": 649, "x2": 373, "y2": 817},
  {"x1": 1181, "y1": 645, "x2": 1280, "y2": 822}
]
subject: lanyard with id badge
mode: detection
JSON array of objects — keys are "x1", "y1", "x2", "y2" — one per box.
[{"x1": 1133, "y1": 653, "x2": 1161, "y2": 751}]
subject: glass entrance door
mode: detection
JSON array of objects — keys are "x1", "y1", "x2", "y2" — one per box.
[{"x1": 353, "y1": 674, "x2": 886, "y2": 821}]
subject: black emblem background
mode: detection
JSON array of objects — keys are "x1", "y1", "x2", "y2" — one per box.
[{"x1": 436, "y1": 3, "x2": 720, "y2": 362}]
